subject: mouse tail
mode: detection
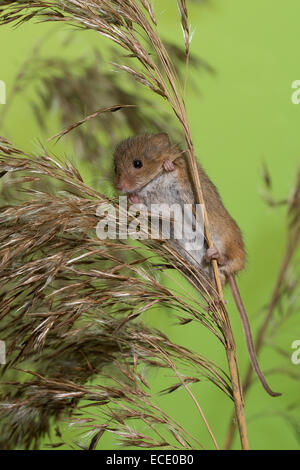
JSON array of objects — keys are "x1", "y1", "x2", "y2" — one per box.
[{"x1": 228, "y1": 274, "x2": 281, "y2": 398}]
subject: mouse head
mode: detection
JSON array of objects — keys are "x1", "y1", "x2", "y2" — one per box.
[{"x1": 114, "y1": 133, "x2": 172, "y2": 193}]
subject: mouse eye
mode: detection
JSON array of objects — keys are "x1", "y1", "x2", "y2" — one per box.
[{"x1": 133, "y1": 159, "x2": 143, "y2": 169}]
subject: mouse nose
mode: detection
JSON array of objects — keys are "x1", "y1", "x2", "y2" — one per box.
[
  {"x1": 115, "y1": 180, "x2": 129, "y2": 192},
  {"x1": 115, "y1": 182, "x2": 123, "y2": 191}
]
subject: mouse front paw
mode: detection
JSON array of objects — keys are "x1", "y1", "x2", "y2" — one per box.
[
  {"x1": 128, "y1": 194, "x2": 140, "y2": 204},
  {"x1": 163, "y1": 159, "x2": 175, "y2": 172},
  {"x1": 205, "y1": 246, "x2": 226, "y2": 266}
]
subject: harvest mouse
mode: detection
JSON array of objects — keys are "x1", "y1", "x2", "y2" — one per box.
[{"x1": 113, "y1": 132, "x2": 281, "y2": 397}]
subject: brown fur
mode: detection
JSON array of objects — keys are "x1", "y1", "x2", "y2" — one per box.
[{"x1": 114, "y1": 132, "x2": 246, "y2": 281}]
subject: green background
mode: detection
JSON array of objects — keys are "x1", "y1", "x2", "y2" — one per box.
[{"x1": 0, "y1": 0, "x2": 299, "y2": 450}]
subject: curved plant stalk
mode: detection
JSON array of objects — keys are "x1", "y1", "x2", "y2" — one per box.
[{"x1": 147, "y1": 338, "x2": 220, "y2": 450}]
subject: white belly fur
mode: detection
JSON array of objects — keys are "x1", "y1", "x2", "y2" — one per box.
[{"x1": 137, "y1": 170, "x2": 207, "y2": 270}]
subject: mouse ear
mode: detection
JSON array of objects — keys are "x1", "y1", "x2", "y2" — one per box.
[{"x1": 151, "y1": 133, "x2": 170, "y2": 151}]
